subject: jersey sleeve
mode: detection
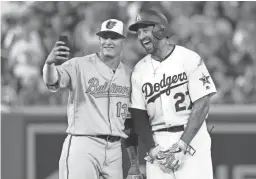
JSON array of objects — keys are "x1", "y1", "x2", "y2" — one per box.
[
  {"x1": 186, "y1": 54, "x2": 217, "y2": 103},
  {"x1": 130, "y1": 70, "x2": 147, "y2": 110},
  {"x1": 47, "y1": 59, "x2": 77, "y2": 92}
]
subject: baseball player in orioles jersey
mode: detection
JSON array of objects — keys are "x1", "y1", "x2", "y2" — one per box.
[
  {"x1": 43, "y1": 19, "x2": 143, "y2": 179},
  {"x1": 129, "y1": 10, "x2": 217, "y2": 179}
]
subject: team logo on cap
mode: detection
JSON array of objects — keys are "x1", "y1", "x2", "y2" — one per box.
[
  {"x1": 106, "y1": 20, "x2": 117, "y2": 29},
  {"x1": 136, "y1": 14, "x2": 142, "y2": 22}
]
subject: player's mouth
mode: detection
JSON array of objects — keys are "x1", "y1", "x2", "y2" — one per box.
[
  {"x1": 141, "y1": 39, "x2": 152, "y2": 49},
  {"x1": 104, "y1": 46, "x2": 114, "y2": 51}
]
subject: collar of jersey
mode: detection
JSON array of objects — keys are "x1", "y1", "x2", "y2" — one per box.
[
  {"x1": 151, "y1": 45, "x2": 176, "y2": 63},
  {"x1": 95, "y1": 52, "x2": 123, "y2": 71}
]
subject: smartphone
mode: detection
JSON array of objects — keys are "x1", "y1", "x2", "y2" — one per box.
[
  {"x1": 57, "y1": 35, "x2": 69, "y2": 58},
  {"x1": 55, "y1": 35, "x2": 69, "y2": 65},
  {"x1": 58, "y1": 35, "x2": 68, "y2": 45}
]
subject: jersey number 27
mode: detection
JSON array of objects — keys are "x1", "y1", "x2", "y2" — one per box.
[{"x1": 174, "y1": 91, "x2": 193, "y2": 112}]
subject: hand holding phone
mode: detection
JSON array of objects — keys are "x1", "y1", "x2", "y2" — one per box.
[
  {"x1": 45, "y1": 35, "x2": 70, "y2": 65},
  {"x1": 58, "y1": 35, "x2": 69, "y2": 58}
]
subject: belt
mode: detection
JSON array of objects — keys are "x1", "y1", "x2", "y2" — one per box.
[
  {"x1": 68, "y1": 134, "x2": 121, "y2": 142},
  {"x1": 96, "y1": 135, "x2": 121, "y2": 142},
  {"x1": 154, "y1": 125, "x2": 185, "y2": 133}
]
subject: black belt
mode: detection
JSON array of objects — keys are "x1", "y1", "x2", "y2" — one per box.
[
  {"x1": 68, "y1": 134, "x2": 121, "y2": 142},
  {"x1": 154, "y1": 125, "x2": 185, "y2": 133},
  {"x1": 96, "y1": 135, "x2": 121, "y2": 142}
]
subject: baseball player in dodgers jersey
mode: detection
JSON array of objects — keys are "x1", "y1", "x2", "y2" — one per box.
[
  {"x1": 128, "y1": 10, "x2": 217, "y2": 179},
  {"x1": 43, "y1": 19, "x2": 143, "y2": 179}
]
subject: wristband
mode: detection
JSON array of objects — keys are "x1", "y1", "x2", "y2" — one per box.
[{"x1": 178, "y1": 139, "x2": 196, "y2": 156}]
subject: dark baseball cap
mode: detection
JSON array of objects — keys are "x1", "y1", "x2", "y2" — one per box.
[{"x1": 129, "y1": 10, "x2": 169, "y2": 32}]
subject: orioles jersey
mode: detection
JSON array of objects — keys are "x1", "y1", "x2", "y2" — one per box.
[
  {"x1": 130, "y1": 45, "x2": 217, "y2": 131},
  {"x1": 45, "y1": 53, "x2": 132, "y2": 138}
]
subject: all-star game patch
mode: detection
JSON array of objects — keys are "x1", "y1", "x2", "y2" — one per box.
[{"x1": 199, "y1": 73, "x2": 211, "y2": 90}]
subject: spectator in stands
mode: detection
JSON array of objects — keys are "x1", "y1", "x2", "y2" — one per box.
[{"x1": 2, "y1": 1, "x2": 256, "y2": 105}]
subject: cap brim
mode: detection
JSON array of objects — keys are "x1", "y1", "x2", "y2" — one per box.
[
  {"x1": 129, "y1": 21, "x2": 156, "y2": 32},
  {"x1": 96, "y1": 31, "x2": 126, "y2": 39}
]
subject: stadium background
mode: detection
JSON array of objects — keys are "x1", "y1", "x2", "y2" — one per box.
[{"x1": 1, "y1": 1, "x2": 256, "y2": 179}]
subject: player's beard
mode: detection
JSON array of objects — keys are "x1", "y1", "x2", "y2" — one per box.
[{"x1": 140, "y1": 37, "x2": 158, "y2": 54}]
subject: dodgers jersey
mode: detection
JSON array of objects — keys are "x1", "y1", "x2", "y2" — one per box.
[
  {"x1": 46, "y1": 53, "x2": 132, "y2": 138},
  {"x1": 131, "y1": 45, "x2": 217, "y2": 131}
]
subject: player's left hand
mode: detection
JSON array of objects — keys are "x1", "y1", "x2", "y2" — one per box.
[
  {"x1": 164, "y1": 140, "x2": 188, "y2": 171},
  {"x1": 126, "y1": 165, "x2": 144, "y2": 179}
]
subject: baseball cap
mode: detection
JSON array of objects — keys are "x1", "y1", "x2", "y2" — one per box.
[
  {"x1": 129, "y1": 10, "x2": 169, "y2": 32},
  {"x1": 96, "y1": 19, "x2": 126, "y2": 38}
]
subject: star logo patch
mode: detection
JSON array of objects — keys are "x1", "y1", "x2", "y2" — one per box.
[{"x1": 199, "y1": 73, "x2": 211, "y2": 87}]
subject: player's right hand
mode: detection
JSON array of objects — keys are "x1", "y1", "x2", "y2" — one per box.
[
  {"x1": 145, "y1": 145, "x2": 175, "y2": 173},
  {"x1": 45, "y1": 41, "x2": 70, "y2": 65}
]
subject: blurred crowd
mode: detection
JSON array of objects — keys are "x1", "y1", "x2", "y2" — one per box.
[{"x1": 1, "y1": 1, "x2": 256, "y2": 107}]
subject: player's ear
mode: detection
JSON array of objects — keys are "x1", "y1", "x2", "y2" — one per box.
[
  {"x1": 122, "y1": 37, "x2": 127, "y2": 44},
  {"x1": 98, "y1": 36, "x2": 103, "y2": 44},
  {"x1": 122, "y1": 38, "x2": 127, "y2": 48}
]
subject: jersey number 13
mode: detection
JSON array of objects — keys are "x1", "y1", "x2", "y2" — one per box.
[{"x1": 116, "y1": 102, "x2": 128, "y2": 119}]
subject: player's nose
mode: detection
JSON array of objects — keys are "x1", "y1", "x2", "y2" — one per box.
[
  {"x1": 138, "y1": 31, "x2": 146, "y2": 41},
  {"x1": 105, "y1": 38, "x2": 113, "y2": 44}
]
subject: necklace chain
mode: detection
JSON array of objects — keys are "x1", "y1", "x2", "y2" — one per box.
[
  {"x1": 151, "y1": 50, "x2": 170, "y2": 77},
  {"x1": 151, "y1": 59, "x2": 160, "y2": 77}
]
